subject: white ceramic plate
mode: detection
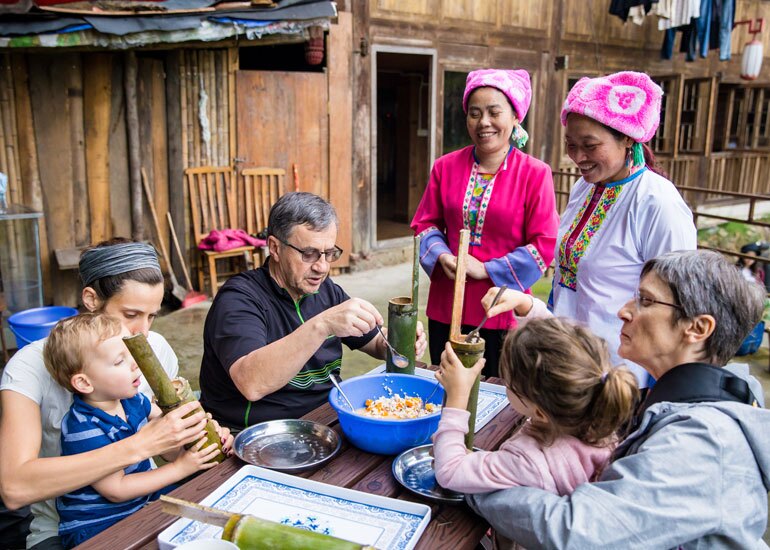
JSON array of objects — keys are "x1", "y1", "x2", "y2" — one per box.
[
  {"x1": 366, "y1": 365, "x2": 508, "y2": 432},
  {"x1": 157, "y1": 465, "x2": 431, "y2": 550}
]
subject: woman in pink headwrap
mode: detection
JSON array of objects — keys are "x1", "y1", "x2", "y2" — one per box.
[
  {"x1": 411, "y1": 69, "x2": 559, "y2": 377},
  {"x1": 553, "y1": 71, "x2": 697, "y2": 388}
]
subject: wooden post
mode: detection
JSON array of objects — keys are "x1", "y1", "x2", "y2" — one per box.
[
  {"x1": 124, "y1": 51, "x2": 143, "y2": 241},
  {"x1": 449, "y1": 229, "x2": 470, "y2": 341},
  {"x1": 84, "y1": 54, "x2": 112, "y2": 244}
]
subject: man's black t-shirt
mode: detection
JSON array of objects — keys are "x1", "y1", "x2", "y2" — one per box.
[{"x1": 199, "y1": 260, "x2": 376, "y2": 430}]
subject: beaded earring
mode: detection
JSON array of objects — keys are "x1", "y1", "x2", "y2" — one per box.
[{"x1": 511, "y1": 124, "x2": 529, "y2": 149}]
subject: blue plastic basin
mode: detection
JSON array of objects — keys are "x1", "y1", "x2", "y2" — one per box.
[
  {"x1": 8, "y1": 306, "x2": 79, "y2": 348},
  {"x1": 329, "y1": 373, "x2": 444, "y2": 455}
]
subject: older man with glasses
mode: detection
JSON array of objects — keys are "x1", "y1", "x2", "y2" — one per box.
[{"x1": 199, "y1": 192, "x2": 427, "y2": 430}]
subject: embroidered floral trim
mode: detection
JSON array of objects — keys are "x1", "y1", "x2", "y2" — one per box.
[
  {"x1": 525, "y1": 244, "x2": 546, "y2": 274},
  {"x1": 415, "y1": 226, "x2": 441, "y2": 240},
  {"x1": 557, "y1": 185, "x2": 625, "y2": 291},
  {"x1": 462, "y1": 164, "x2": 498, "y2": 246}
]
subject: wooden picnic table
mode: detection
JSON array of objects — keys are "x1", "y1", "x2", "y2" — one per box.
[{"x1": 75, "y1": 374, "x2": 518, "y2": 550}]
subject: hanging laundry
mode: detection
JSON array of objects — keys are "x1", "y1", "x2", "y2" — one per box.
[
  {"x1": 658, "y1": 0, "x2": 700, "y2": 30},
  {"x1": 713, "y1": 0, "x2": 735, "y2": 60},
  {"x1": 609, "y1": 0, "x2": 658, "y2": 23},
  {"x1": 628, "y1": 2, "x2": 660, "y2": 25}
]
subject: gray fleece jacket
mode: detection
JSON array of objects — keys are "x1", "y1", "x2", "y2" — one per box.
[{"x1": 467, "y1": 364, "x2": 770, "y2": 549}]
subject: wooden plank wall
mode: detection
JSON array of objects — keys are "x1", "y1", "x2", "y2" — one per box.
[
  {"x1": 0, "y1": 51, "x2": 190, "y2": 307},
  {"x1": 179, "y1": 49, "x2": 230, "y2": 170}
]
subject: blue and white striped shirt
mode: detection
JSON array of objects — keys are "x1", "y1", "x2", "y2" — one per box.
[{"x1": 57, "y1": 393, "x2": 153, "y2": 548}]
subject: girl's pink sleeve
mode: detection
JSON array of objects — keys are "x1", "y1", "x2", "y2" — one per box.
[{"x1": 432, "y1": 408, "x2": 542, "y2": 494}]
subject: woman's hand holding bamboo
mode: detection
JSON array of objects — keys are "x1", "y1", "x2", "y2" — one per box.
[
  {"x1": 436, "y1": 342, "x2": 486, "y2": 409},
  {"x1": 465, "y1": 256, "x2": 489, "y2": 280},
  {"x1": 134, "y1": 401, "x2": 208, "y2": 458},
  {"x1": 438, "y1": 253, "x2": 458, "y2": 280},
  {"x1": 207, "y1": 414, "x2": 235, "y2": 456},
  {"x1": 415, "y1": 321, "x2": 428, "y2": 359}
]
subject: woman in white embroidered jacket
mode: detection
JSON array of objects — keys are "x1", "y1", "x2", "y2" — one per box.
[{"x1": 553, "y1": 71, "x2": 696, "y2": 388}]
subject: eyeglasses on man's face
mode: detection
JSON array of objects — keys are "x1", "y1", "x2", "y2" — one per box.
[
  {"x1": 633, "y1": 290, "x2": 683, "y2": 312},
  {"x1": 279, "y1": 238, "x2": 343, "y2": 263}
]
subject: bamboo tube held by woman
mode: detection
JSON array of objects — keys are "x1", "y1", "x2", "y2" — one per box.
[{"x1": 411, "y1": 69, "x2": 559, "y2": 377}]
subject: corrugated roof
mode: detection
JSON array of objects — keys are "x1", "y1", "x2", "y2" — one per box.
[{"x1": 0, "y1": 0, "x2": 336, "y2": 47}]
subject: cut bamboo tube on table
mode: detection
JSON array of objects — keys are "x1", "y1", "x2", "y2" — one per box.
[
  {"x1": 123, "y1": 333, "x2": 225, "y2": 463},
  {"x1": 160, "y1": 495, "x2": 376, "y2": 549},
  {"x1": 385, "y1": 235, "x2": 420, "y2": 374},
  {"x1": 448, "y1": 229, "x2": 484, "y2": 449}
]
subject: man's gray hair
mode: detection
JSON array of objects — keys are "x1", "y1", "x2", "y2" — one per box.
[
  {"x1": 641, "y1": 249, "x2": 766, "y2": 365},
  {"x1": 267, "y1": 192, "x2": 338, "y2": 242}
]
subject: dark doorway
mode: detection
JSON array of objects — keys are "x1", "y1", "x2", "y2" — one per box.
[{"x1": 375, "y1": 52, "x2": 431, "y2": 242}]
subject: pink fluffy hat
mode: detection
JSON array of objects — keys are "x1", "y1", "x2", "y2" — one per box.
[
  {"x1": 560, "y1": 71, "x2": 663, "y2": 143},
  {"x1": 463, "y1": 69, "x2": 532, "y2": 121}
]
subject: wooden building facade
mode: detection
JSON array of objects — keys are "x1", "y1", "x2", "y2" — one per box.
[
  {"x1": 1, "y1": 1, "x2": 769, "y2": 306},
  {"x1": 347, "y1": 0, "x2": 770, "y2": 259},
  {"x1": 0, "y1": 8, "x2": 352, "y2": 307}
]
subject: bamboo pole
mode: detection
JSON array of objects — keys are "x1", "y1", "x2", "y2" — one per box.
[
  {"x1": 180, "y1": 53, "x2": 189, "y2": 169},
  {"x1": 123, "y1": 333, "x2": 225, "y2": 463},
  {"x1": 124, "y1": 51, "x2": 143, "y2": 241},
  {"x1": 447, "y1": 228, "x2": 482, "y2": 449},
  {"x1": 411, "y1": 235, "x2": 419, "y2": 308},
  {"x1": 449, "y1": 229, "x2": 470, "y2": 341}
]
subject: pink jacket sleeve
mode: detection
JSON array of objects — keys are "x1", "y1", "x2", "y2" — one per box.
[
  {"x1": 411, "y1": 160, "x2": 446, "y2": 237},
  {"x1": 432, "y1": 408, "x2": 548, "y2": 494}
]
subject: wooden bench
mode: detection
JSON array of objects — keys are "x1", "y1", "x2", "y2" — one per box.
[{"x1": 53, "y1": 246, "x2": 89, "y2": 271}]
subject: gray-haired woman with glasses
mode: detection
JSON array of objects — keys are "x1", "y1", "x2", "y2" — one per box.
[
  {"x1": 199, "y1": 192, "x2": 427, "y2": 430},
  {"x1": 476, "y1": 249, "x2": 769, "y2": 549}
]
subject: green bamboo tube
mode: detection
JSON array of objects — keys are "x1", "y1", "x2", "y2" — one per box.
[
  {"x1": 411, "y1": 235, "x2": 420, "y2": 312},
  {"x1": 385, "y1": 296, "x2": 417, "y2": 375},
  {"x1": 449, "y1": 337, "x2": 485, "y2": 450},
  {"x1": 123, "y1": 333, "x2": 225, "y2": 463},
  {"x1": 223, "y1": 514, "x2": 375, "y2": 549}
]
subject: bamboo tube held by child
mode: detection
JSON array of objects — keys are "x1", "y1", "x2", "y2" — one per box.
[
  {"x1": 448, "y1": 229, "x2": 484, "y2": 449},
  {"x1": 123, "y1": 333, "x2": 225, "y2": 463}
]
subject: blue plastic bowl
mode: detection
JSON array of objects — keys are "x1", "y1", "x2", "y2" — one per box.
[
  {"x1": 8, "y1": 306, "x2": 79, "y2": 348},
  {"x1": 329, "y1": 373, "x2": 445, "y2": 455}
]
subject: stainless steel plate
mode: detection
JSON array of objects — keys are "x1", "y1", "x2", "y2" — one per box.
[
  {"x1": 392, "y1": 444, "x2": 466, "y2": 503},
  {"x1": 234, "y1": 419, "x2": 341, "y2": 473}
]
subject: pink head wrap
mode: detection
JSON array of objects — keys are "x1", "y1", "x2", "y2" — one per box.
[
  {"x1": 560, "y1": 71, "x2": 663, "y2": 143},
  {"x1": 463, "y1": 69, "x2": 532, "y2": 121}
]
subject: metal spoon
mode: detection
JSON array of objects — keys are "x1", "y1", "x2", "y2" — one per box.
[
  {"x1": 422, "y1": 379, "x2": 443, "y2": 406},
  {"x1": 376, "y1": 325, "x2": 410, "y2": 369},
  {"x1": 465, "y1": 285, "x2": 508, "y2": 343},
  {"x1": 329, "y1": 374, "x2": 355, "y2": 411}
]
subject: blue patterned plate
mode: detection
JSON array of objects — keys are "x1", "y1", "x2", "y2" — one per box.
[{"x1": 157, "y1": 465, "x2": 431, "y2": 550}]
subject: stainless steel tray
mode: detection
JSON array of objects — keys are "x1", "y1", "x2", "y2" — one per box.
[
  {"x1": 233, "y1": 419, "x2": 341, "y2": 473},
  {"x1": 392, "y1": 444, "x2": 466, "y2": 504}
]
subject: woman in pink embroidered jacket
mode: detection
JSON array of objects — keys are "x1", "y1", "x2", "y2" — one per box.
[{"x1": 410, "y1": 68, "x2": 559, "y2": 377}]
